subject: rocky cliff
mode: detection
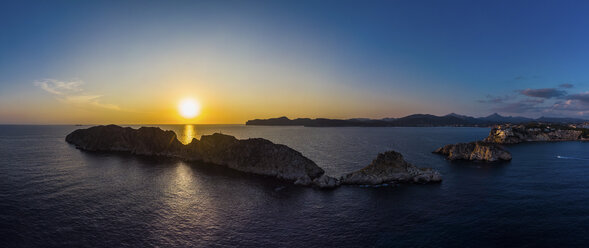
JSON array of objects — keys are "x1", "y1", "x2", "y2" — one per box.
[
  {"x1": 66, "y1": 125, "x2": 325, "y2": 185},
  {"x1": 484, "y1": 124, "x2": 584, "y2": 144},
  {"x1": 340, "y1": 151, "x2": 442, "y2": 185},
  {"x1": 66, "y1": 125, "x2": 442, "y2": 188},
  {"x1": 433, "y1": 141, "x2": 512, "y2": 162}
]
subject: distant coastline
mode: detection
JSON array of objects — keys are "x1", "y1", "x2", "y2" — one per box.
[{"x1": 246, "y1": 113, "x2": 589, "y2": 127}]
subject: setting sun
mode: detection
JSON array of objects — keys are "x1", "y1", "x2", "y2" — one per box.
[{"x1": 178, "y1": 98, "x2": 201, "y2": 119}]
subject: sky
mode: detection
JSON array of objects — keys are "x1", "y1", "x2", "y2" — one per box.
[{"x1": 1, "y1": 0, "x2": 589, "y2": 124}]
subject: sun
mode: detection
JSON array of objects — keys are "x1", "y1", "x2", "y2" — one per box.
[{"x1": 178, "y1": 98, "x2": 201, "y2": 119}]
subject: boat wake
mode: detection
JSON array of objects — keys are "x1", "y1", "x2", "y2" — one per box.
[{"x1": 556, "y1": 155, "x2": 589, "y2": 161}]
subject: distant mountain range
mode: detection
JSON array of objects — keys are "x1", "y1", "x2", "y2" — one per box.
[{"x1": 245, "y1": 113, "x2": 589, "y2": 127}]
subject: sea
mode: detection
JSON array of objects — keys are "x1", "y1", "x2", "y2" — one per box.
[{"x1": 1, "y1": 125, "x2": 589, "y2": 247}]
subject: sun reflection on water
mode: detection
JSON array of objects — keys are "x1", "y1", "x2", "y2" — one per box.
[{"x1": 182, "y1": 124, "x2": 197, "y2": 144}]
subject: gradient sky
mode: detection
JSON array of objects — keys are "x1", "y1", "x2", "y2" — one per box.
[{"x1": 2, "y1": 0, "x2": 589, "y2": 124}]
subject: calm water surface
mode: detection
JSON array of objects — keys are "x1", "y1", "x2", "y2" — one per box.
[{"x1": 1, "y1": 125, "x2": 589, "y2": 247}]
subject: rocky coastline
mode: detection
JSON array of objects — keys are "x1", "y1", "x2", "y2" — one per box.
[
  {"x1": 66, "y1": 125, "x2": 442, "y2": 188},
  {"x1": 433, "y1": 123, "x2": 589, "y2": 162},
  {"x1": 484, "y1": 124, "x2": 587, "y2": 144}
]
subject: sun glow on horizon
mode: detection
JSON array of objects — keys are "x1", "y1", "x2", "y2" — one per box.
[{"x1": 178, "y1": 98, "x2": 201, "y2": 119}]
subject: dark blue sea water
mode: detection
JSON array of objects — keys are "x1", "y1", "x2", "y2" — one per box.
[{"x1": 1, "y1": 125, "x2": 589, "y2": 247}]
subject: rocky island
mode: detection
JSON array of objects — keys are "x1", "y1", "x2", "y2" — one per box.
[
  {"x1": 66, "y1": 125, "x2": 442, "y2": 188},
  {"x1": 433, "y1": 141, "x2": 512, "y2": 162},
  {"x1": 341, "y1": 150, "x2": 442, "y2": 185}
]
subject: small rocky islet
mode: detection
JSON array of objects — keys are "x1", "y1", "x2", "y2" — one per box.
[
  {"x1": 341, "y1": 151, "x2": 441, "y2": 185},
  {"x1": 433, "y1": 141, "x2": 512, "y2": 162},
  {"x1": 66, "y1": 125, "x2": 442, "y2": 189}
]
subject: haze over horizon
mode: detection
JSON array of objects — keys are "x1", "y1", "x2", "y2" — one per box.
[{"x1": 2, "y1": 0, "x2": 589, "y2": 124}]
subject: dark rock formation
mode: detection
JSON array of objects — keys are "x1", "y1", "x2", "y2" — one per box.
[
  {"x1": 484, "y1": 124, "x2": 585, "y2": 144},
  {"x1": 66, "y1": 125, "x2": 441, "y2": 188},
  {"x1": 433, "y1": 141, "x2": 512, "y2": 162},
  {"x1": 66, "y1": 125, "x2": 324, "y2": 184},
  {"x1": 65, "y1": 125, "x2": 184, "y2": 156},
  {"x1": 340, "y1": 151, "x2": 442, "y2": 185}
]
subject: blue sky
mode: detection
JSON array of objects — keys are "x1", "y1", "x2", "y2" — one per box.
[{"x1": 1, "y1": 0, "x2": 589, "y2": 124}]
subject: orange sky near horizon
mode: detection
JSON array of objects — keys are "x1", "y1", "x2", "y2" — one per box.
[
  {"x1": 8, "y1": 1, "x2": 587, "y2": 124},
  {"x1": 0, "y1": 55, "x2": 446, "y2": 125},
  {"x1": 0, "y1": 79, "x2": 428, "y2": 125}
]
